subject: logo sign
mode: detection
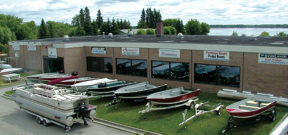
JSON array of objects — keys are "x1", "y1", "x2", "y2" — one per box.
[
  {"x1": 204, "y1": 50, "x2": 229, "y2": 61},
  {"x1": 27, "y1": 45, "x2": 36, "y2": 51},
  {"x1": 122, "y1": 48, "x2": 139, "y2": 56},
  {"x1": 13, "y1": 45, "x2": 20, "y2": 51},
  {"x1": 91, "y1": 47, "x2": 106, "y2": 54},
  {"x1": 159, "y1": 49, "x2": 180, "y2": 58},
  {"x1": 258, "y1": 53, "x2": 288, "y2": 65},
  {"x1": 48, "y1": 48, "x2": 57, "y2": 58}
]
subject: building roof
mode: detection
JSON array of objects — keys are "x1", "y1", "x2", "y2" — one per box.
[{"x1": 8, "y1": 35, "x2": 288, "y2": 54}]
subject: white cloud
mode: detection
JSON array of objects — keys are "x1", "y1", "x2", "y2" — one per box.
[{"x1": 0, "y1": 0, "x2": 287, "y2": 25}]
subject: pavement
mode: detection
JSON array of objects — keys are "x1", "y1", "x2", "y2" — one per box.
[{"x1": 0, "y1": 84, "x2": 135, "y2": 135}]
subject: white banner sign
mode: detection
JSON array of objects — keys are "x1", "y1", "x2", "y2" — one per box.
[
  {"x1": 204, "y1": 50, "x2": 229, "y2": 61},
  {"x1": 159, "y1": 49, "x2": 180, "y2": 58},
  {"x1": 48, "y1": 48, "x2": 57, "y2": 58},
  {"x1": 27, "y1": 45, "x2": 36, "y2": 51},
  {"x1": 12, "y1": 45, "x2": 20, "y2": 51},
  {"x1": 258, "y1": 53, "x2": 288, "y2": 65},
  {"x1": 122, "y1": 48, "x2": 139, "y2": 56},
  {"x1": 91, "y1": 47, "x2": 106, "y2": 54}
]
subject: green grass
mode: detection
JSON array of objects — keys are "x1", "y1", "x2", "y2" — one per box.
[
  {"x1": 89, "y1": 91, "x2": 288, "y2": 135},
  {"x1": 4, "y1": 90, "x2": 13, "y2": 95}
]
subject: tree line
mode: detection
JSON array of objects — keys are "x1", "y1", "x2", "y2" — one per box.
[{"x1": 210, "y1": 24, "x2": 288, "y2": 28}]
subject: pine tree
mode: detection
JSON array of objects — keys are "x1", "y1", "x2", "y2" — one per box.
[
  {"x1": 79, "y1": 8, "x2": 85, "y2": 27},
  {"x1": 83, "y1": 7, "x2": 92, "y2": 35},
  {"x1": 39, "y1": 19, "x2": 47, "y2": 39},
  {"x1": 111, "y1": 18, "x2": 119, "y2": 35},
  {"x1": 141, "y1": 8, "x2": 145, "y2": 22},
  {"x1": 91, "y1": 20, "x2": 98, "y2": 35},
  {"x1": 48, "y1": 23, "x2": 55, "y2": 38},
  {"x1": 96, "y1": 10, "x2": 103, "y2": 28}
]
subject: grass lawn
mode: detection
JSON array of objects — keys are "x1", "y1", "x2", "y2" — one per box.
[{"x1": 89, "y1": 92, "x2": 288, "y2": 135}]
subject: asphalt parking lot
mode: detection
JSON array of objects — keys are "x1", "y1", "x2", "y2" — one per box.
[{"x1": 0, "y1": 85, "x2": 133, "y2": 135}]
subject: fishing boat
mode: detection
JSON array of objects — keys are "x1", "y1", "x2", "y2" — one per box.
[
  {"x1": 87, "y1": 81, "x2": 136, "y2": 96},
  {"x1": 54, "y1": 77, "x2": 96, "y2": 87},
  {"x1": 27, "y1": 73, "x2": 59, "y2": 82},
  {"x1": 147, "y1": 87, "x2": 200, "y2": 105},
  {"x1": 39, "y1": 74, "x2": 72, "y2": 83},
  {"x1": 71, "y1": 78, "x2": 117, "y2": 92},
  {"x1": 217, "y1": 89, "x2": 288, "y2": 107},
  {"x1": 12, "y1": 83, "x2": 96, "y2": 131},
  {"x1": 0, "y1": 68, "x2": 23, "y2": 74},
  {"x1": 223, "y1": 98, "x2": 277, "y2": 133},
  {"x1": 48, "y1": 76, "x2": 79, "y2": 85},
  {"x1": 139, "y1": 87, "x2": 200, "y2": 114},
  {"x1": 114, "y1": 82, "x2": 167, "y2": 101}
]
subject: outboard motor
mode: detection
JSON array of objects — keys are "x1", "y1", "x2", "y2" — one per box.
[
  {"x1": 71, "y1": 72, "x2": 78, "y2": 76},
  {"x1": 98, "y1": 83, "x2": 107, "y2": 88},
  {"x1": 77, "y1": 102, "x2": 88, "y2": 125}
]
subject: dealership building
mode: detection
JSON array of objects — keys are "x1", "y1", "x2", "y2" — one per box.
[{"x1": 8, "y1": 35, "x2": 288, "y2": 97}]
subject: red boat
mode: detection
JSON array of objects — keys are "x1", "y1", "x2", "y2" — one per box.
[
  {"x1": 223, "y1": 98, "x2": 277, "y2": 133},
  {"x1": 38, "y1": 74, "x2": 72, "y2": 83},
  {"x1": 147, "y1": 87, "x2": 200, "y2": 105},
  {"x1": 54, "y1": 77, "x2": 96, "y2": 87},
  {"x1": 48, "y1": 76, "x2": 79, "y2": 85}
]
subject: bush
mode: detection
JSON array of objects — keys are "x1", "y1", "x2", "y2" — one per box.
[
  {"x1": 276, "y1": 32, "x2": 287, "y2": 37},
  {"x1": 259, "y1": 31, "x2": 270, "y2": 37},
  {"x1": 168, "y1": 26, "x2": 177, "y2": 35},
  {"x1": 232, "y1": 31, "x2": 238, "y2": 36},
  {"x1": 0, "y1": 44, "x2": 8, "y2": 54},
  {"x1": 146, "y1": 28, "x2": 155, "y2": 35},
  {"x1": 164, "y1": 27, "x2": 171, "y2": 35},
  {"x1": 136, "y1": 29, "x2": 146, "y2": 35}
]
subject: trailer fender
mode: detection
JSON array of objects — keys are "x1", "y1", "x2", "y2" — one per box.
[{"x1": 66, "y1": 117, "x2": 74, "y2": 126}]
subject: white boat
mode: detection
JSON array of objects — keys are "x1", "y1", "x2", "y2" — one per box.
[
  {"x1": 0, "y1": 68, "x2": 23, "y2": 74},
  {"x1": 27, "y1": 73, "x2": 60, "y2": 82},
  {"x1": 12, "y1": 83, "x2": 96, "y2": 130},
  {"x1": 217, "y1": 89, "x2": 288, "y2": 107},
  {"x1": 71, "y1": 78, "x2": 117, "y2": 92}
]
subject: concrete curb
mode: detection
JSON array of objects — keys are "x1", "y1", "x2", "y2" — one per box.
[{"x1": 93, "y1": 118, "x2": 162, "y2": 135}]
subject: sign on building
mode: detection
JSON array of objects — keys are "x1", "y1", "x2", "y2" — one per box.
[
  {"x1": 159, "y1": 49, "x2": 180, "y2": 58},
  {"x1": 12, "y1": 45, "x2": 20, "y2": 51},
  {"x1": 122, "y1": 48, "x2": 139, "y2": 56},
  {"x1": 48, "y1": 48, "x2": 57, "y2": 58},
  {"x1": 204, "y1": 50, "x2": 229, "y2": 61},
  {"x1": 91, "y1": 47, "x2": 106, "y2": 54},
  {"x1": 27, "y1": 45, "x2": 36, "y2": 51},
  {"x1": 258, "y1": 53, "x2": 288, "y2": 65}
]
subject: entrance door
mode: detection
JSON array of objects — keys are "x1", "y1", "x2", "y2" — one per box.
[{"x1": 43, "y1": 56, "x2": 64, "y2": 73}]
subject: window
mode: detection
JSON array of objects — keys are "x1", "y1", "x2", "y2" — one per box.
[
  {"x1": 116, "y1": 59, "x2": 147, "y2": 77},
  {"x1": 194, "y1": 64, "x2": 240, "y2": 87},
  {"x1": 152, "y1": 61, "x2": 189, "y2": 82},
  {"x1": 87, "y1": 57, "x2": 112, "y2": 73}
]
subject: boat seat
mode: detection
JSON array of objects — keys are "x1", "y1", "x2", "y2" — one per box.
[
  {"x1": 260, "y1": 102, "x2": 270, "y2": 107},
  {"x1": 239, "y1": 105, "x2": 260, "y2": 111},
  {"x1": 246, "y1": 100, "x2": 260, "y2": 107}
]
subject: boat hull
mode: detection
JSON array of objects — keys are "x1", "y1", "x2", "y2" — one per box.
[{"x1": 88, "y1": 82, "x2": 136, "y2": 95}]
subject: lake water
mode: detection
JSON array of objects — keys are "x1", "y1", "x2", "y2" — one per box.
[{"x1": 209, "y1": 28, "x2": 288, "y2": 36}]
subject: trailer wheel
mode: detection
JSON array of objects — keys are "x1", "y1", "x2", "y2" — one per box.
[
  {"x1": 36, "y1": 117, "x2": 42, "y2": 124},
  {"x1": 216, "y1": 110, "x2": 221, "y2": 116},
  {"x1": 270, "y1": 110, "x2": 276, "y2": 122},
  {"x1": 42, "y1": 119, "x2": 48, "y2": 126},
  {"x1": 188, "y1": 102, "x2": 194, "y2": 110},
  {"x1": 65, "y1": 126, "x2": 71, "y2": 132}
]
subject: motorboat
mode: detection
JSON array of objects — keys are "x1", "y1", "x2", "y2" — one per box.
[
  {"x1": 114, "y1": 82, "x2": 167, "y2": 101},
  {"x1": 39, "y1": 74, "x2": 72, "y2": 83},
  {"x1": 48, "y1": 76, "x2": 80, "y2": 85},
  {"x1": 226, "y1": 98, "x2": 276, "y2": 119},
  {"x1": 27, "y1": 73, "x2": 64, "y2": 82},
  {"x1": 12, "y1": 83, "x2": 96, "y2": 130},
  {"x1": 87, "y1": 81, "x2": 136, "y2": 96},
  {"x1": 54, "y1": 77, "x2": 96, "y2": 87},
  {"x1": 222, "y1": 98, "x2": 277, "y2": 133},
  {"x1": 0, "y1": 68, "x2": 23, "y2": 74},
  {"x1": 217, "y1": 89, "x2": 288, "y2": 106},
  {"x1": 71, "y1": 78, "x2": 117, "y2": 92},
  {"x1": 147, "y1": 87, "x2": 200, "y2": 105}
]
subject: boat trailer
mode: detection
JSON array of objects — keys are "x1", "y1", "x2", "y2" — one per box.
[
  {"x1": 139, "y1": 99, "x2": 199, "y2": 114},
  {"x1": 179, "y1": 102, "x2": 223, "y2": 126}
]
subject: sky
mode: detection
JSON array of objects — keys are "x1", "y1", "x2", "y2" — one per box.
[{"x1": 0, "y1": 0, "x2": 287, "y2": 26}]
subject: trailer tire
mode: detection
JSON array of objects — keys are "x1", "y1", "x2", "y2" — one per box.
[
  {"x1": 270, "y1": 110, "x2": 276, "y2": 122},
  {"x1": 189, "y1": 102, "x2": 194, "y2": 110},
  {"x1": 42, "y1": 119, "x2": 48, "y2": 126},
  {"x1": 36, "y1": 117, "x2": 42, "y2": 124}
]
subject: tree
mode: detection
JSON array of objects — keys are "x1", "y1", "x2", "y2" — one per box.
[
  {"x1": 91, "y1": 21, "x2": 98, "y2": 35},
  {"x1": 0, "y1": 26, "x2": 16, "y2": 44},
  {"x1": 164, "y1": 27, "x2": 171, "y2": 35},
  {"x1": 100, "y1": 18, "x2": 113, "y2": 35},
  {"x1": 137, "y1": 20, "x2": 147, "y2": 29},
  {"x1": 96, "y1": 10, "x2": 103, "y2": 28},
  {"x1": 185, "y1": 19, "x2": 201, "y2": 35},
  {"x1": 232, "y1": 31, "x2": 238, "y2": 36},
  {"x1": 79, "y1": 8, "x2": 85, "y2": 27},
  {"x1": 136, "y1": 29, "x2": 146, "y2": 35},
  {"x1": 75, "y1": 25, "x2": 86, "y2": 36},
  {"x1": 83, "y1": 7, "x2": 92, "y2": 35},
  {"x1": 259, "y1": 31, "x2": 270, "y2": 37},
  {"x1": 71, "y1": 14, "x2": 80, "y2": 26},
  {"x1": 47, "y1": 21, "x2": 72, "y2": 37},
  {"x1": 276, "y1": 32, "x2": 287, "y2": 37},
  {"x1": 163, "y1": 18, "x2": 184, "y2": 34},
  {"x1": 168, "y1": 26, "x2": 177, "y2": 35},
  {"x1": 146, "y1": 28, "x2": 155, "y2": 35},
  {"x1": 39, "y1": 19, "x2": 47, "y2": 39},
  {"x1": 111, "y1": 18, "x2": 119, "y2": 35},
  {"x1": 48, "y1": 23, "x2": 55, "y2": 38},
  {"x1": 200, "y1": 22, "x2": 210, "y2": 35}
]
